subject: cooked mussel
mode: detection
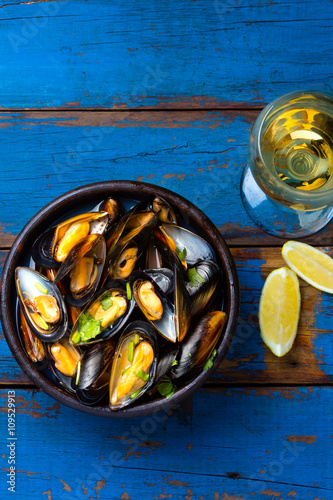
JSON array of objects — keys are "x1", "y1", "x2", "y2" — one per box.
[
  {"x1": 109, "y1": 321, "x2": 158, "y2": 410},
  {"x1": 152, "y1": 197, "x2": 177, "y2": 224},
  {"x1": 70, "y1": 285, "x2": 133, "y2": 345},
  {"x1": 103, "y1": 207, "x2": 160, "y2": 283},
  {"x1": 15, "y1": 267, "x2": 68, "y2": 342},
  {"x1": 66, "y1": 237, "x2": 106, "y2": 307},
  {"x1": 32, "y1": 211, "x2": 109, "y2": 269},
  {"x1": 99, "y1": 198, "x2": 122, "y2": 227},
  {"x1": 48, "y1": 336, "x2": 81, "y2": 392},
  {"x1": 19, "y1": 308, "x2": 46, "y2": 363},
  {"x1": 131, "y1": 271, "x2": 177, "y2": 343},
  {"x1": 172, "y1": 311, "x2": 227, "y2": 379},
  {"x1": 142, "y1": 268, "x2": 174, "y2": 295}
]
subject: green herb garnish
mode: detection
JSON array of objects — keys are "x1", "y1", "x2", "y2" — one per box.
[
  {"x1": 121, "y1": 366, "x2": 130, "y2": 377},
  {"x1": 176, "y1": 246, "x2": 187, "y2": 262},
  {"x1": 203, "y1": 348, "x2": 217, "y2": 371},
  {"x1": 100, "y1": 292, "x2": 113, "y2": 311},
  {"x1": 171, "y1": 360, "x2": 178, "y2": 367},
  {"x1": 71, "y1": 330, "x2": 81, "y2": 344},
  {"x1": 126, "y1": 283, "x2": 132, "y2": 300},
  {"x1": 188, "y1": 352, "x2": 192, "y2": 357},
  {"x1": 35, "y1": 282, "x2": 48, "y2": 294},
  {"x1": 157, "y1": 376, "x2": 177, "y2": 399},
  {"x1": 134, "y1": 333, "x2": 139, "y2": 345},
  {"x1": 77, "y1": 312, "x2": 102, "y2": 342},
  {"x1": 37, "y1": 315, "x2": 49, "y2": 331},
  {"x1": 128, "y1": 341, "x2": 134, "y2": 363},
  {"x1": 75, "y1": 360, "x2": 81, "y2": 385},
  {"x1": 130, "y1": 388, "x2": 142, "y2": 400},
  {"x1": 187, "y1": 267, "x2": 206, "y2": 287},
  {"x1": 134, "y1": 369, "x2": 149, "y2": 382}
]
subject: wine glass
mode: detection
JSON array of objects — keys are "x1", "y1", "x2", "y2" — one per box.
[{"x1": 241, "y1": 90, "x2": 333, "y2": 238}]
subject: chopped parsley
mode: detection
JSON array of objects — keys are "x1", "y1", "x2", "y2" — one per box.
[
  {"x1": 171, "y1": 360, "x2": 178, "y2": 367},
  {"x1": 134, "y1": 369, "x2": 149, "y2": 382},
  {"x1": 176, "y1": 246, "x2": 187, "y2": 262},
  {"x1": 157, "y1": 376, "x2": 177, "y2": 399},
  {"x1": 126, "y1": 282, "x2": 132, "y2": 300},
  {"x1": 76, "y1": 312, "x2": 102, "y2": 342},
  {"x1": 100, "y1": 292, "x2": 113, "y2": 311},
  {"x1": 187, "y1": 267, "x2": 206, "y2": 287},
  {"x1": 130, "y1": 388, "x2": 142, "y2": 400},
  {"x1": 203, "y1": 348, "x2": 217, "y2": 371}
]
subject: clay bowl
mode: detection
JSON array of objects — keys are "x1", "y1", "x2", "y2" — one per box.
[{"x1": 0, "y1": 181, "x2": 239, "y2": 418}]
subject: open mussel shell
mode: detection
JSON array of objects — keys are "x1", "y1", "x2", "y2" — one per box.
[
  {"x1": 146, "y1": 238, "x2": 163, "y2": 270},
  {"x1": 130, "y1": 271, "x2": 177, "y2": 343},
  {"x1": 172, "y1": 311, "x2": 227, "y2": 380},
  {"x1": 109, "y1": 321, "x2": 158, "y2": 410},
  {"x1": 156, "y1": 223, "x2": 216, "y2": 267},
  {"x1": 31, "y1": 211, "x2": 109, "y2": 269},
  {"x1": 99, "y1": 197, "x2": 122, "y2": 228},
  {"x1": 102, "y1": 204, "x2": 161, "y2": 284},
  {"x1": 65, "y1": 236, "x2": 106, "y2": 308},
  {"x1": 69, "y1": 284, "x2": 134, "y2": 346},
  {"x1": 19, "y1": 308, "x2": 46, "y2": 363},
  {"x1": 152, "y1": 197, "x2": 178, "y2": 225},
  {"x1": 54, "y1": 234, "x2": 102, "y2": 285},
  {"x1": 186, "y1": 260, "x2": 221, "y2": 317},
  {"x1": 47, "y1": 336, "x2": 81, "y2": 393},
  {"x1": 15, "y1": 267, "x2": 68, "y2": 343}
]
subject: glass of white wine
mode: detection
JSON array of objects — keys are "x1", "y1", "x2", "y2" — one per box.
[{"x1": 241, "y1": 90, "x2": 333, "y2": 238}]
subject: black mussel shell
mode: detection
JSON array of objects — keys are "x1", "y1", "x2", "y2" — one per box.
[
  {"x1": 172, "y1": 311, "x2": 227, "y2": 379},
  {"x1": 135, "y1": 268, "x2": 174, "y2": 295},
  {"x1": 145, "y1": 238, "x2": 163, "y2": 269},
  {"x1": 15, "y1": 267, "x2": 68, "y2": 343},
  {"x1": 76, "y1": 386, "x2": 109, "y2": 406},
  {"x1": 186, "y1": 260, "x2": 221, "y2": 317},
  {"x1": 73, "y1": 338, "x2": 116, "y2": 391}
]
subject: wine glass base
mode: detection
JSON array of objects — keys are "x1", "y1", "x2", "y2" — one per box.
[{"x1": 241, "y1": 164, "x2": 333, "y2": 238}]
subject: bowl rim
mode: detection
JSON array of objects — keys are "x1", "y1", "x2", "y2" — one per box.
[{"x1": 0, "y1": 180, "x2": 240, "y2": 418}]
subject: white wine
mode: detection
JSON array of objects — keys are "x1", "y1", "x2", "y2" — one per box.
[{"x1": 261, "y1": 108, "x2": 333, "y2": 191}]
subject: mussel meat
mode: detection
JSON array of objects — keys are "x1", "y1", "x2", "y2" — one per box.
[
  {"x1": 109, "y1": 321, "x2": 157, "y2": 410},
  {"x1": 70, "y1": 287, "x2": 132, "y2": 345},
  {"x1": 15, "y1": 267, "x2": 68, "y2": 342},
  {"x1": 131, "y1": 272, "x2": 177, "y2": 343},
  {"x1": 49, "y1": 338, "x2": 81, "y2": 377}
]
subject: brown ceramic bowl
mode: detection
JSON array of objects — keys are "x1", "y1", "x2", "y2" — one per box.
[{"x1": 0, "y1": 181, "x2": 239, "y2": 418}]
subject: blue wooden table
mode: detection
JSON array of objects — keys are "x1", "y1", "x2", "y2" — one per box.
[{"x1": 1, "y1": 1, "x2": 333, "y2": 499}]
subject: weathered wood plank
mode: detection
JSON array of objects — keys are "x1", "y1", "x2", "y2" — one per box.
[
  {"x1": 1, "y1": 248, "x2": 333, "y2": 386},
  {"x1": 0, "y1": 387, "x2": 332, "y2": 499},
  {"x1": 0, "y1": 0, "x2": 332, "y2": 109},
  {"x1": 0, "y1": 110, "x2": 332, "y2": 248}
]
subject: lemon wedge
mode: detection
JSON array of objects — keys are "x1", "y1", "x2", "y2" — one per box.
[
  {"x1": 259, "y1": 267, "x2": 301, "y2": 357},
  {"x1": 282, "y1": 241, "x2": 333, "y2": 294}
]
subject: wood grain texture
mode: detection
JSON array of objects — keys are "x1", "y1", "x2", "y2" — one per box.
[
  {"x1": 0, "y1": 387, "x2": 332, "y2": 499},
  {"x1": 0, "y1": 0, "x2": 332, "y2": 109},
  {"x1": 1, "y1": 248, "x2": 332, "y2": 386},
  {"x1": 0, "y1": 110, "x2": 332, "y2": 248}
]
